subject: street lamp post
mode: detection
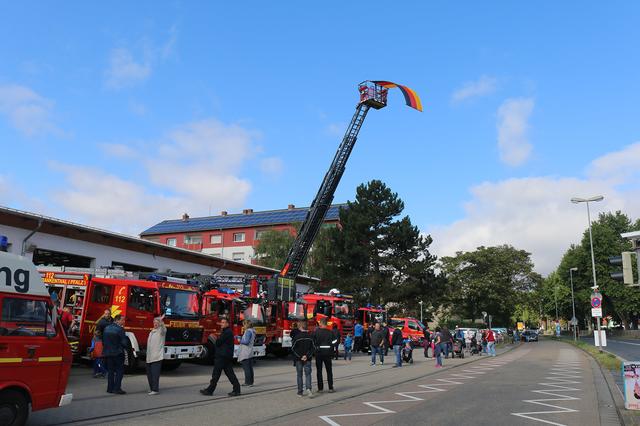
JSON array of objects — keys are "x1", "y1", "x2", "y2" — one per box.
[
  {"x1": 569, "y1": 267, "x2": 578, "y2": 341},
  {"x1": 418, "y1": 300, "x2": 423, "y2": 324},
  {"x1": 571, "y1": 195, "x2": 604, "y2": 352}
]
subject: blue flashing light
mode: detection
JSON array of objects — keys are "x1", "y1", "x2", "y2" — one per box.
[{"x1": 0, "y1": 235, "x2": 7, "y2": 252}]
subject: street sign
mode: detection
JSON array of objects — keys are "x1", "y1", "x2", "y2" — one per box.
[
  {"x1": 570, "y1": 316, "x2": 578, "y2": 325},
  {"x1": 592, "y1": 307, "x2": 602, "y2": 317},
  {"x1": 517, "y1": 321, "x2": 524, "y2": 331},
  {"x1": 594, "y1": 330, "x2": 607, "y2": 347},
  {"x1": 623, "y1": 362, "x2": 640, "y2": 410}
]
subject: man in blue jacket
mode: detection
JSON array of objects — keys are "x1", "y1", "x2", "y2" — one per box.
[
  {"x1": 353, "y1": 320, "x2": 364, "y2": 353},
  {"x1": 200, "y1": 317, "x2": 241, "y2": 397},
  {"x1": 102, "y1": 315, "x2": 129, "y2": 394}
]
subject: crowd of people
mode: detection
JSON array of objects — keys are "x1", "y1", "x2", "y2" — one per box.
[{"x1": 87, "y1": 314, "x2": 500, "y2": 398}]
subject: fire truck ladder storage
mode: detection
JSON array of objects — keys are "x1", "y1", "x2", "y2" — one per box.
[{"x1": 279, "y1": 80, "x2": 421, "y2": 282}]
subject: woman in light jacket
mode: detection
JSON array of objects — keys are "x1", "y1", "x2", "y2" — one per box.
[
  {"x1": 146, "y1": 315, "x2": 166, "y2": 395},
  {"x1": 238, "y1": 319, "x2": 255, "y2": 387}
]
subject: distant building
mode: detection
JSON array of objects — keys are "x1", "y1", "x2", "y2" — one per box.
[{"x1": 140, "y1": 204, "x2": 344, "y2": 264}]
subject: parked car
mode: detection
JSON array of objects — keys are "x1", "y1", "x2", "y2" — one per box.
[{"x1": 521, "y1": 329, "x2": 539, "y2": 342}]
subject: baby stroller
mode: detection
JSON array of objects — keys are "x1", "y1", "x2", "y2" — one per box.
[
  {"x1": 401, "y1": 341, "x2": 413, "y2": 364},
  {"x1": 452, "y1": 338, "x2": 465, "y2": 358}
]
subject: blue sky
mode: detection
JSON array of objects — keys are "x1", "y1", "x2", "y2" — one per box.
[{"x1": 1, "y1": 2, "x2": 640, "y2": 273}]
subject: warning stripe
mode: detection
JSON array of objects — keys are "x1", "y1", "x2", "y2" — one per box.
[
  {"x1": 0, "y1": 358, "x2": 23, "y2": 363},
  {"x1": 0, "y1": 356, "x2": 63, "y2": 363},
  {"x1": 39, "y1": 356, "x2": 63, "y2": 362}
]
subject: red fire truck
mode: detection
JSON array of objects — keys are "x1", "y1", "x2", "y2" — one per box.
[
  {"x1": 356, "y1": 305, "x2": 387, "y2": 350},
  {"x1": 1, "y1": 252, "x2": 73, "y2": 426},
  {"x1": 41, "y1": 269, "x2": 203, "y2": 370},
  {"x1": 199, "y1": 286, "x2": 267, "y2": 362},
  {"x1": 265, "y1": 299, "x2": 315, "y2": 355},
  {"x1": 303, "y1": 292, "x2": 354, "y2": 341},
  {"x1": 389, "y1": 317, "x2": 427, "y2": 347}
]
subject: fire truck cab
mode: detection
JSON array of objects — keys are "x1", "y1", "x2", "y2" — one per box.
[
  {"x1": 265, "y1": 300, "x2": 315, "y2": 355},
  {"x1": 303, "y1": 292, "x2": 354, "y2": 342},
  {"x1": 200, "y1": 288, "x2": 267, "y2": 362},
  {"x1": 0, "y1": 252, "x2": 73, "y2": 426},
  {"x1": 41, "y1": 270, "x2": 204, "y2": 370}
]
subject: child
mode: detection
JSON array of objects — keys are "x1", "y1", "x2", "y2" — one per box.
[
  {"x1": 343, "y1": 333, "x2": 353, "y2": 362},
  {"x1": 89, "y1": 333, "x2": 106, "y2": 378},
  {"x1": 401, "y1": 340, "x2": 413, "y2": 364}
]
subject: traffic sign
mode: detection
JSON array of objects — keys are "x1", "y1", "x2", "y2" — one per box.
[
  {"x1": 592, "y1": 307, "x2": 602, "y2": 317},
  {"x1": 570, "y1": 316, "x2": 578, "y2": 325},
  {"x1": 591, "y1": 298, "x2": 602, "y2": 308}
]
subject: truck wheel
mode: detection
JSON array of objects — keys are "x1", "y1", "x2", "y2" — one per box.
[
  {"x1": 200, "y1": 341, "x2": 215, "y2": 365},
  {"x1": 0, "y1": 389, "x2": 29, "y2": 426},
  {"x1": 161, "y1": 360, "x2": 182, "y2": 371}
]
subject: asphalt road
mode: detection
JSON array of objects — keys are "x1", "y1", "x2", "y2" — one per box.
[
  {"x1": 581, "y1": 335, "x2": 640, "y2": 361},
  {"x1": 29, "y1": 340, "x2": 621, "y2": 426}
]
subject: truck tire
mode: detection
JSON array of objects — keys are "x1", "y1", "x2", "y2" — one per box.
[
  {"x1": 161, "y1": 360, "x2": 182, "y2": 371},
  {"x1": 0, "y1": 389, "x2": 29, "y2": 426},
  {"x1": 199, "y1": 341, "x2": 215, "y2": 365}
]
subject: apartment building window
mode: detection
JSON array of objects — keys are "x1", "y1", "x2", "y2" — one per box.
[
  {"x1": 210, "y1": 234, "x2": 222, "y2": 244},
  {"x1": 232, "y1": 252, "x2": 244, "y2": 261},
  {"x1": 184, "y1": 235, "x2": 202, "y2": 245},
  {"x1": 255, "y1": 229, "x2": 267, "y2": 240},
  {"x1": 233, "y1": 232, "x2": 245, "y2": 243},
  {"x1": 166, "y1": 238, "x2": 177, "y2": 247}
]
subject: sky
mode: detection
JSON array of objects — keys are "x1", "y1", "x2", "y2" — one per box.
[{"x1": 1, "y1": 2, "x2": 640, "y2": 274}]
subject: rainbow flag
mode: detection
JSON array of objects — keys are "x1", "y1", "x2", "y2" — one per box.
[{"x1": 372, "y1": 80, "x2": 422, "y2": 112}]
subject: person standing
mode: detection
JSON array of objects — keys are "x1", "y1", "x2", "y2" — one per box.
[
  {"x1": 433, "y1": 326, "x2": 444, "y2": 368},
  {"x1": 331, "y1": 324, "x2": 341, "y2": 360},
  {"x1": 313, "y1": 318, "x2": 335, "y2": 393},
  {"x1": 102, "y1": 315, "x2": 128, "y2": 394},
  {"x1": 441, "y1": 326, "x2": 452, "y2": 359},
  {"x1": 391, "y1": 326, "x2": 403, "y2": 367},
  {"x1": 382, "y1": 322, "x2": 390, "y2": 356},
  {"x1": 353, "y1": 320, "x2": 364, "y2": 353},
  {"x1": 200, "y1": 317, "x2": 241, "y2": 397},
  {"x1": 292, "y1": 320, "x2": 315, "y2": 397},
  {"x1": 423, "y1": 327, "x2": 432, "y2": 358},
  {"x1": 146, "y1": 315, "x2": 166, "y2": 395},
  {"x1": 96, "y1": 309, "x2": 112, "y2": 337},
  {"x1": 238, "y1": 320, "x2": 255, "y2": 387},
  {"x1": 486, "y1": 328, "x2": 496, "y2": 357},
  {"x1": 369, "y1": 323, "x2": 385, "y2": 366},
  {"x1": 89, "y1": 331, "x2": 106, "y2": 378},
  {"x1": 343, "y1": 333, "x2": 353, "y2": 362}
]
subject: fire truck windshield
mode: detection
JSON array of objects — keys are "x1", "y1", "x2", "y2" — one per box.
[
  {"x1": 159, "y1": 289, "x2": 199, "y2": 319},
  {"x1": 240, "y1": 303, "x2": 265, "y2": 325},
  {"x1": 287, "y1": 302, "x2": 306, "y2": 320},
  {"x1": 334, "y1": 301, "x2": 353, "y2": 320},
  {"x1": 365, "y1": 310, "x2": 387, "y2": 324}
]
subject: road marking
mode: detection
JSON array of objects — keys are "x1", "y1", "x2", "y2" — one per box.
[
  {"x1": 318, "y1": 354, "x2": 520, "y2": 426},
  {"x1": 608, "y1": 339, "x2": 640, "y2": 346},
  {"x1": 511, "y1": 360, "x2": 583, "y2": 426}
]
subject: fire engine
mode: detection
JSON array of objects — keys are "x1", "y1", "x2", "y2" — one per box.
[
  {"x1": 0, "y1": 252, "x2": 73, "y2": 426},
  {"x1": 356, "y1": 305, "x2": 387, "y2": 350},
  {"x1": 265, "y1": 299, "x2": 315, "y2": 355},
  {"x1": 198, "y1": 276, "x2": 267, "y2": 362},
  {"x1": 303, "y1": 292, "x2": 354, "y2": 340},
  {"x1": 41, "y1": 269, "x2": 203, "y2": 370},
  {"x1": 389, "y1": 317, "x2": 426, "y2": 347}
]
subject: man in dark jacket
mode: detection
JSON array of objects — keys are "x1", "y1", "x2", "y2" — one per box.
[
  {"x1": 313, "y1": 318, "x2": 335, "y2": 393},
  {"x1": 369, "y1": 323, "x2": 385, "y2": 366},
  {"x1": 292, "y1": 320, "x2": 315, "y2": 397},
  {"x1": 200, "y1": 317, "x2": 241, "y2": 397},
  {"x1": 441, "y1": 327, "x2": 453, "y2": 359},
  {"x1": 382, "y1": 322, "x2": 390, "y2": 356},
  {"x1": 102, "y1": 315, "x2": 128, "y2": 394},
  {"x1": 331, "y1": 324, "x2": 341, "y2": 360},
  {"x1": 391, "y1": 327, "x2": 404, "y2": 367},
  {"x1": 423, "y1": 327, "x2": 432, "y2": 358},
  {"x1": 96, "y1": 309, "x2": 112, "y2": 338}
]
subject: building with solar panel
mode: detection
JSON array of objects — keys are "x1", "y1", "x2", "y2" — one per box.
[{"x1": 139, "y1": 204, "x2": 344, "y2": 264}]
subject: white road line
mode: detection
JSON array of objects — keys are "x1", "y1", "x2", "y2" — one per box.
[
  {"x1": 511, "y1": 359, "x2": 583, "y2": 426},
  {"x1": 608, "y1": 339, "x2": 640, "y2": 346}
]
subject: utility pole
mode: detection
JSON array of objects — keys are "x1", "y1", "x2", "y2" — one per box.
[{"x1": 418, "y1": 300, "x2": 423, "y2": 324}]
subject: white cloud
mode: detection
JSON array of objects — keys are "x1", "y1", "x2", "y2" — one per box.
[
  {"x1": 260, "y1": 157, "x2": 283, "y2": 176},
  {"x1": 99, "y1": 143, "x2": 138, "y2": 159},
  {"x1": 51, "y1": 118, "x2": 277, "y2": 233},
  {"x1": 105, "y1": 48, "x2": 152, "y2": 89},
  {"x1": 0, "y1": 84, "x2": 58, "y2": 136},
  {"x1": 496, "y1": 97, "x2": 534, "y2": 166},
  {"x1": 588, "y1": 141, "x2": 640, "y2": 184},
  {"x1": 451, "y1": 75, "x2": 497, "y2": 103},
  {"x1": 51, "y1": 164, "x2": 184, "y2": 235},
  {"x1": 428, "y1": 143, "x2": 640, "y2": 275}
]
